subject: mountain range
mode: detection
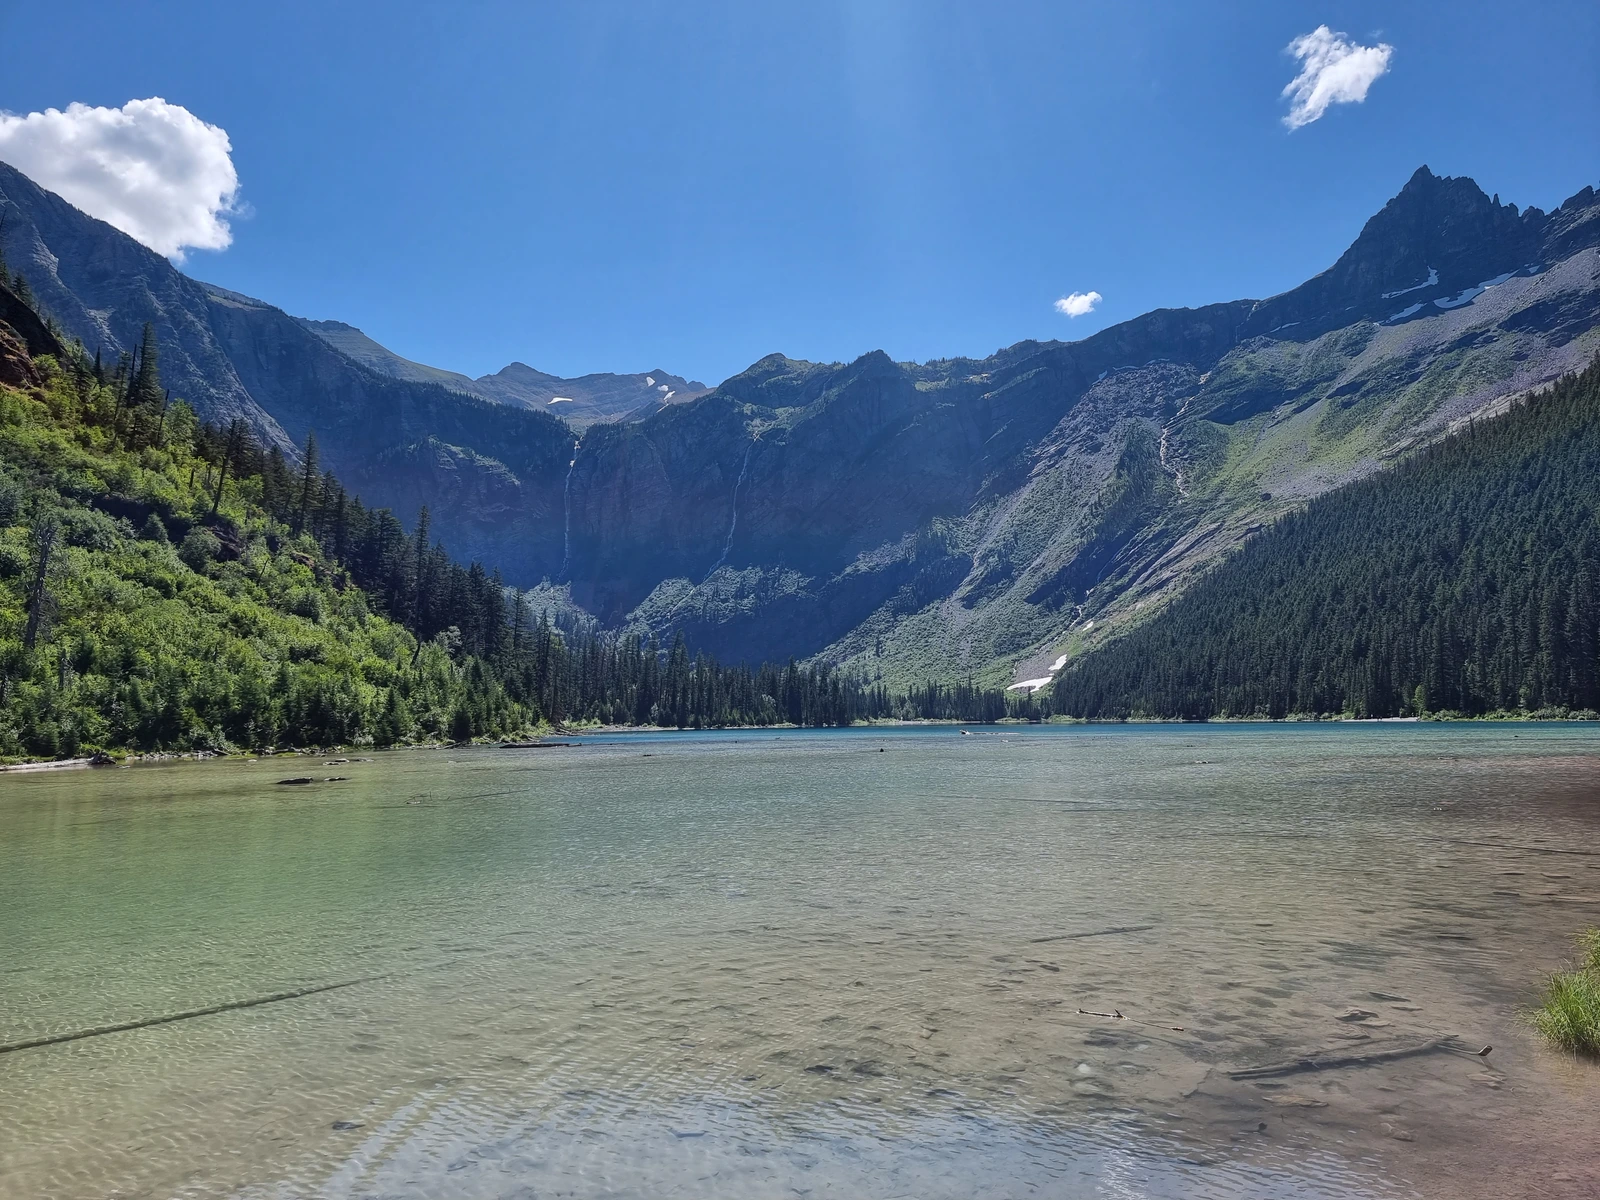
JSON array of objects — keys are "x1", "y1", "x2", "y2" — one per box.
[
  {"x1": 296, "y1": 315, "x2": 709, "y2": 427},
  {"x1": 2, "y1": 160, "x2": 1596, "y2": 687}
]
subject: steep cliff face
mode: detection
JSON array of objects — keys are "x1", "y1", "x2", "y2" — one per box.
[
  {"x1": 5, "y1": 159, "x2": 1597, "y2": 682},
  {"x1": 560, "y1": 169, "x2": 1600, "y2": 681},
  {"x1": 193, "y1": 285, "x2": 579, "y2": 581},
  {"x1": 0, "y1": 161, "x2": 576, "y2": 578},
  {"x1": 0, "y1": 162, "x2": 273, "y2": 433}
]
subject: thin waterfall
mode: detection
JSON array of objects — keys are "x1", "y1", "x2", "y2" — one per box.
[
  {"x1": 1159, "y1": 395, "x2": 1192, "y2": 495},
  {"x1": 706, "y1": 437, "x2": 756, "y2": 579},
  {"x1": 558, "y1": 440, "x2": 578, "y2": 581},
  {"x1": 664, "y1": 435, "x2": 757, "y2": 622}
]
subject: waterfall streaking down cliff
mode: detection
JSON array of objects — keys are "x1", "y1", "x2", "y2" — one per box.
[
  {"x1": 706, "y1": 437, "x2": 757, "y2": 580},
  {"x1": 558, "y1": 441, "x2": 578, "y2": 581}
]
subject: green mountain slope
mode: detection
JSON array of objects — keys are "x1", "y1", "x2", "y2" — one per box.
[
  {"x1": 0, "y1": 293, "x2": 1035, "y2": 760},
  {"x1": 0, "y1": 289, "x2": 542, "y2": 759},
  {"x1": 1051, "y1": 361, "x2": 1600, "y2": 719}
]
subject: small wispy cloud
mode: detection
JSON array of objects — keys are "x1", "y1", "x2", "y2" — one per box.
[
  {"x1": 0, "y1": 98, "x2": 240, "y2": 259},
  {"x1": 1281, "y1": 26, "x2": 1393, "y2": 130},
  {"x1": 1054, "y1": 291, "x2": 1102, "y2": 318}
]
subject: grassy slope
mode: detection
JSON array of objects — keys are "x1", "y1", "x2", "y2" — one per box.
[
  {"x1": 1050, "y1": 360, "x2": 1600, "y2": 719},
  {"x1": 832, "y1": 275, "x2": 1600, "y2": 691},
  {"x1": 0, "y1": 352, "x2": 522, "y2": 760}
]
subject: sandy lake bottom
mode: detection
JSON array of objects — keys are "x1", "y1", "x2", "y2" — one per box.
[{"x1": 2, "y1": 723, "x2": 1598, "y2": 1198}]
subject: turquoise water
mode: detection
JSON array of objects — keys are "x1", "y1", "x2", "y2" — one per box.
[{"x1": 2, "y1": 724, "x2": 1598, "y2": 1198}]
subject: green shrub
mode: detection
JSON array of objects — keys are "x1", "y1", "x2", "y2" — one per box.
[
  {"x1": 1580, "y1": 927, "x2": 1600, "y2": 973},
  {"x1": 62, "y1": 506, "x2": 121, "y2": 550},
  {"x1": 285, "y1": 586, "x2": 324, "y2": 623},
  {"x1": 178, "y1": 527, "x2": 221, "y2": 570},
  {"x1": 1531, "y1": 927, "x2": 1600, "y2": 1057}
]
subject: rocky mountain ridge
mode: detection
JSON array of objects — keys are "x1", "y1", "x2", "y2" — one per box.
[
  {"x1": 558, "y1": 167, "x2": 1600, "y2": 680},
  {"x1": 3, "y1": 160, "x2": 1597, "y2": 685},
  {"x1": 297, "y1": 317, "x2": 709, "y2": 427}
]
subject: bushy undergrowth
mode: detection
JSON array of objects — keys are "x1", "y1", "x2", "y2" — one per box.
[
  {"x1": 1531, "y1": 928, "x2": 1600, "y2": 1057},
  {"x1": 0, "y1": 319, "x2": 1038, "y2": 759},
  {"x1": 0, "y1": 350, "x2": 532, "y2": 757}
]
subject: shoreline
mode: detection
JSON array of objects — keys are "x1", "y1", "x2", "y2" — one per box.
[{"x1": 3, "y1": 711, "x2": 1597, "y2": 772}]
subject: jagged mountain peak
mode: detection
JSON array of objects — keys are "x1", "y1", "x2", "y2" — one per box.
[
  {"x1": 1333, "y1": 165, "x2": 1544, "y2": 292},
  {"x1": 719, "y1": 354, "x2": 839, "y2": 409},
  {"x1": 1240, "y1": 165, "x2": 1570, "y2": 337},
  {"x1": 847, "y1": 348, "x2": 902, "y2": 376}
]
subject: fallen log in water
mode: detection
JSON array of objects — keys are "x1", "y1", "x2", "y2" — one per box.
[
  {"x1": 0, "y1": 756, "x2": 97, "y2": 773},
  {"x1": 0, "y1": 976, "x2": 383, "y2": 1056},
  {"x1": 1448, "y1": 838, "x2": 1600, "y2": 858},
  {"x1": 1031, "y1": 924, "x2": 1155, "y2": 943},
  {"x1": 1227, "y1": 1034, "x2": 1488, "y2": 1080}
]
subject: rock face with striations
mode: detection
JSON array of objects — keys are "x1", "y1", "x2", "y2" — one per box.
[
  {"x1": 0, "y1": 160, "x2": 579, "y2": 578},
  {"x1": 4, "y1": 160, "x2": 1598, "y2": 681},
  {"x1": 554, "y1": 168, "x2": 1600, "y2": 675}
]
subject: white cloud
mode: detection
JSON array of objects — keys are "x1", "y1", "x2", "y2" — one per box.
[
  {"x1": 1281, "y1": 26, "x2": 1393, "y2": 130},
  {"x1": 0, "y1": 98, "x2": 240, "y2": 259},
  {"x1": 1054, "y1": 291, "x2": 1101, "y2": 318}
]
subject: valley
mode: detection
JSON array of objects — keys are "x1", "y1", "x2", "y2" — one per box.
[
  {"x1": 4, "y1": 163, "x2": 1596, "y2": 691},
  {"x1": 6, "y1": 163, "x2": 1593, "y2": 691}
]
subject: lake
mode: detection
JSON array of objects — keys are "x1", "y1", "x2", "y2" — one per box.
[{"x1": 2, "y1": 724, "x2": 1598, "y2": 1199}]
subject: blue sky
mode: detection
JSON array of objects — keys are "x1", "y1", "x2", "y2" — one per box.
[{"x1": 1, "y1": 1, "x2": 1596, "y2": 385}]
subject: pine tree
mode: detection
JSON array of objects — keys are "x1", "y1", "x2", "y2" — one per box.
[
  {"x1": 294, "y1": 431, "x2": 320, "y2": 534},
  {"x1": 414, "y1": 505, "x2": 432, "y2": 633},
  {"x1": 133, "y1": 323, "x2": 162, "y2": 407},
  {"x1": 210, "y1": 419, "x2": 247, "y2": 518}
]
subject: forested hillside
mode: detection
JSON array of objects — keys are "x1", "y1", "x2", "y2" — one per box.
[
  {"x1": 1053, "y1": 361, "x2": 1600, "y2": 720},
  {"x1": 0, "y1": 283, "x2": 1025, "y2": 759}
]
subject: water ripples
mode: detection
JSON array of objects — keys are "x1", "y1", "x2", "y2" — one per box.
[{"x1": 3, "y1": 724, "x2": 1598, "y2": 1197}]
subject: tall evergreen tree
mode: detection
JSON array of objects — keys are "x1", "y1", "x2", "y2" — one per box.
[
  {"x1": 133, "y1": 322, "x2": 162, "y2": 407},
  {"x1": 294, "y1": 430, "x2": 320, "y2": 534}
]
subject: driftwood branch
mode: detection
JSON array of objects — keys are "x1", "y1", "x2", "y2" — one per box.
[
  {"x1": 0, "y1": 976, "x2": 383, "y2": 1056},
  {"x1": 1032, "y1": 924, "x2": 1155, "y2": 944},
  {"x1": 1227, "y1": 1034, "x2": 1488, "y2": 1080}
]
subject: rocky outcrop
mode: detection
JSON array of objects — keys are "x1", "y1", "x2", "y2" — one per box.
[
  {"x1": 0, "y1": 281, "x2": 66, "y2": 386},
  {"x1": 0, "y1": 319, "x2": 40, "y2": 388}
]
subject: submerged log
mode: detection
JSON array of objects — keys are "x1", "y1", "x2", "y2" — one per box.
[
  {"x1": 1227, "y1": 1034, "x2": 1487, "y2": 1080},
  {"x1": 0, "y1": 976, "x2": 384, "y2": 1056},
  {"x1": 1031, "y1": 924, "x2": 1156, "y2": 943}
]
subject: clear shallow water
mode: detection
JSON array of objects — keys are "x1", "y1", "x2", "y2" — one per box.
[{"x1": 2, "y1": 724, "x2": 1598, "y2": 1199}]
